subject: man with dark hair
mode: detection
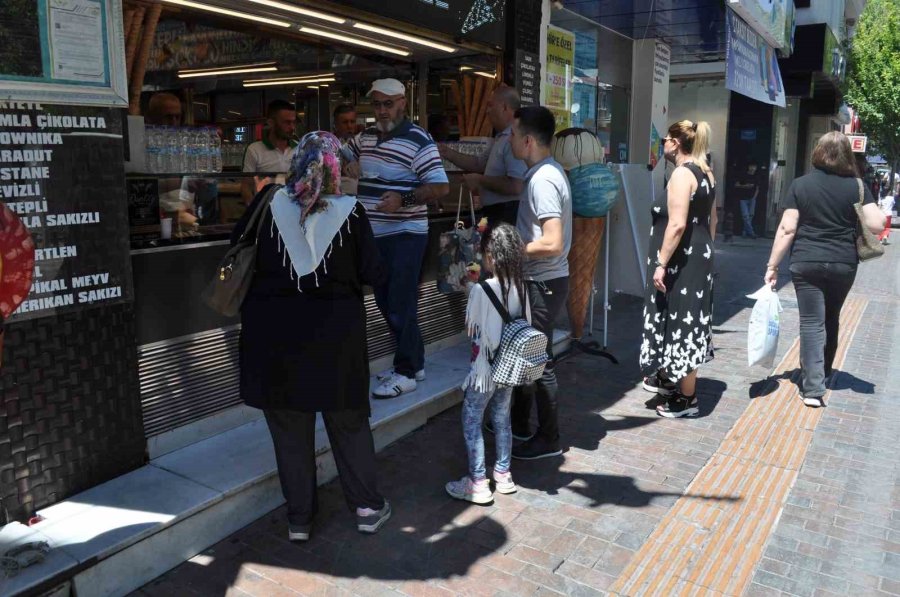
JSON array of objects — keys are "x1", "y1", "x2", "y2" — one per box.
[
  {"x1": 242, "y1": 99, "x2": 298, "y2": 203},
  {"x1": 508, "y1": 105, "x2": 572, "y2": 460},
  {"x1": 734, "y1": 161, "x2": 760, "y2": 238},
  {"x1": 146, "y1": 92, "x2": 182, "y2": 126},
  {"x1": 333, "y1": 103, "x2": 357, "y2": 141},
  {"x1": 439, "y1": 86, "x2": 527, "y2": 225}
]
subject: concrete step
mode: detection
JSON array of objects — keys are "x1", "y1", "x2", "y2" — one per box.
[{"x1": 0, "y1": 332, "x2": 570, "y2": 597}]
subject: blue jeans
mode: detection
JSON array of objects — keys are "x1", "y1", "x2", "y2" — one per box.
[
  {"x1": 374, "y1": 233, "x2": 428, "y2": 378},
  {"x1": 462, "y1": 386, "x2": 513, "y2": 480},
  {"x1": 740, "y1": 198, "x2": 756, "y2": 237}
]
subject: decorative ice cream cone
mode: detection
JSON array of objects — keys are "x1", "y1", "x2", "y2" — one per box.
[{"x1": 567, "y1": 216, "x2": 606, "y2": 339}]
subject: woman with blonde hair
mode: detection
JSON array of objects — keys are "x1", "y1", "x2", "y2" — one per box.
[
  {"x1": 640, "y1": 120, "x2": 717, "y2": 417},
  {"x1": 234, "y1": 131, "x2": 391, "y2": 541},
  {"x1": 764, "y1": 132, "x2": 884, "y2": 407}
]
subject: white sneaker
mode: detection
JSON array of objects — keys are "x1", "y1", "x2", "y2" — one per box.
[
  {"x1": 492, "y1": 470, "x2": 517, "y2": 495},
  {"x1": 372, "y1": 373, "x2": 417, "y2": 399},
  {"x1": 802, "y1": 396, "x2": 825, "y2": 408},
  {"x1": 446, "y1": 476, "x2": 493, "y2": 504},
  {"x1": 376, "y1": 368, "x2": 425, "y2": 382}
]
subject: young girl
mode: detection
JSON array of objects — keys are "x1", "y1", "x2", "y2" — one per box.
[{"x1": 446, "y1": 224, "x2": 530, "y2": 504}]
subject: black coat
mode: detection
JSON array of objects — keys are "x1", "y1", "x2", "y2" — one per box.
[{"x1": 234, "y1": 186, "x2": 385, "y2": 413}]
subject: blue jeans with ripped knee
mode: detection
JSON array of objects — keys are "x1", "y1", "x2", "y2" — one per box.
[{"x1": 462, "y1": 386, "x2": 513, "y2": 480}]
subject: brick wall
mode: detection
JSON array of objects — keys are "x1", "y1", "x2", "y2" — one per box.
[{"x1": 0, "y1": 304, "x2": 145, "y2": 523}]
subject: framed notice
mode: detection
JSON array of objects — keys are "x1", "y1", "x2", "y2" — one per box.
[{"x1": 0, "y1": 0, "x2": 127, "y2": 107}]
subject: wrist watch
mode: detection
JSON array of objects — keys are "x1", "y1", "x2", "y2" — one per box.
[{"x1": 400, "y1": 190, "x2": 417, "y2": 208}]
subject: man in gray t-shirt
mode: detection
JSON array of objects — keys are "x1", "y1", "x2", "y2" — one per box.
[
  {"x1": 440, "y1": 87, "x2": 527, "y2": 225},
  {"x1": 507, "y1": 106, "x2": 572, "y2": 462}
]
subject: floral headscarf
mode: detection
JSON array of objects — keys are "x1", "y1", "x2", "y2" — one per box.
[{"x1": 285, "y1": 131, "x2": 343, "y2": 223}]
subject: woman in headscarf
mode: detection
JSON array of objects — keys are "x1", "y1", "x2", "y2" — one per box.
[{"x1": 232, "y1": 131, "x2": 390, "y2": 541}]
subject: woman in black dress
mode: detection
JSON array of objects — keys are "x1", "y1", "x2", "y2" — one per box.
[
  {"x1": 640, "y1": 120, "x2": 717, "y2": 418},
  {"x1": 234, "y1": 131, "x2": 391, "y2": 541}
]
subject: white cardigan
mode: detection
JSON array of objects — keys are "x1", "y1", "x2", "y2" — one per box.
[{"x1": 461, "y1": 278, "x2": 530, "y2": 393}]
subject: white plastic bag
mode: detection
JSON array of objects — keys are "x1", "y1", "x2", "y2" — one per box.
[{"x1": 747, "y1": 285, "x2": 783, "y2": 367}]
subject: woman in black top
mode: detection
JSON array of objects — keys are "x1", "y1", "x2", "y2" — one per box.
[
  {"x1": 234, "y1": 132, "x2": 391, "y2": 540},
  {"x1": 764, "y1": 132, "x2": 884, "y2": 407},
  {"x1": 640, "y1": 120, "x2": 717, "y2": 418}
]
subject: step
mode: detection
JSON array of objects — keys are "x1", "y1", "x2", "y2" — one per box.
[{"x1": 0, "y1": 331, "x2": 570, "y2": 597}]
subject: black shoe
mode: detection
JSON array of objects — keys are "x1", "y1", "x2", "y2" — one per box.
[
  {"x1": 512, "y1": 436, "x2": 563, "y2": 460},
  {"x1": 288, "y1": 524, "x2": 311, "y2": 542},
  {"x1": 644, "y1": 394, "x2": 669, "y2": 410},
  {"x1": 642, "y1": 374, "x2": 676, "y2": 396},
  {"x1": 656, "y1": 393, "x2": 699, "y2": 418},
  {"x1": 357, "y1": 501, "x2": 391, "y2": 534}
]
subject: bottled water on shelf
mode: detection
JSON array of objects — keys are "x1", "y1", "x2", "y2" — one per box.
[
  {"x1": 144, "y1": 126, "x2": 161, "y2": 173},
  {"x1": 194, "y1": 128, "x2": 209, "y2": 173},
  {"x1": 163, "y1": 126, "x2": 180, "y2": 173},
  {"x1": 179, "y1": 127, "x2": 193, "y2": 173},
  {"x1": 209, "y1": 127, "x2": 223, "y2": 173}
]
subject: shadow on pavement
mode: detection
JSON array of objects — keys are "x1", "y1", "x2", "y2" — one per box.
[{"x1": 748, "y1": 368, "x2": 875, "y2": 400}]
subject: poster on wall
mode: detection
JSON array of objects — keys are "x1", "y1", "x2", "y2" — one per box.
[
  {"x1": 649, "y1": 42, "x2": 670, "y2": 170},
  {"x1": 0, "y1": 0, "x2": 127, "y2": 107},
  {"x1": 726, "y1": 9, "x2": 786, "y2": 108},
  {"x1": 544, "y1": 25, "x2": 575, "y2": 132},
  {"x1": 0, "y1": 102, "x2": 133, "y2": 322}
]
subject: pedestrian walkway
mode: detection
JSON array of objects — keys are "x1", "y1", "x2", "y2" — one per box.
[{"x1": 132, "y1": 238, "x2": 900, "y2": 597}]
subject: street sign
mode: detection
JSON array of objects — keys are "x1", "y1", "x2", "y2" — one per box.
[{"x1": 848, "y1": 135, "x2": 867, "y2": 153}]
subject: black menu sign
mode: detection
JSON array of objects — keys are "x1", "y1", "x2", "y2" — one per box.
[
  {"x1": 0, "y1": 102, "x2": 132, "y2": 322},
  {"x1": 516, "y1": 50, "x2": 540, "y2": 106}
]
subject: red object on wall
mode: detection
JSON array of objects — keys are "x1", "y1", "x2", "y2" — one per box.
[{"x1": 0, "y1": 202, "x2": 36, "y2": 319}]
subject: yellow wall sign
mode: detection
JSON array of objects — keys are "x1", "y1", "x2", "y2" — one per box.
[{"x1": 545, "y1": 25, "x2": 575, "y2": 132}]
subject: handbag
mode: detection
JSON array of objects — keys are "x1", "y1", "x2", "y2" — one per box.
[
  {"x1": 479, "y1": 281, "x2": 549, "y2": 387},
  {"x1": 436, "y1": 186, "x2": 487, "y2": 294},
  {"x1": 202, "y1": 185, "x2": 278, "y2": 316},
  {"x1": 854, "y1": 178, "x2": 884, "y2": 262}
]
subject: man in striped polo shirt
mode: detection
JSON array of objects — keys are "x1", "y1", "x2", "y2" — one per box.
[{"x1": 345, "y1": 78, "x2": 449, "y2": 398}]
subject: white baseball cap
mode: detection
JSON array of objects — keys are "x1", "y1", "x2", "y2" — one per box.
[{"x1": 367, "y1": 78, "x2": 406, "y2": 97}]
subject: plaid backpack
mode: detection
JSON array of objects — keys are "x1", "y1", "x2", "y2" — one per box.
[{"x1": 479, "y1": 281, "x2": 549, "y2": 387}]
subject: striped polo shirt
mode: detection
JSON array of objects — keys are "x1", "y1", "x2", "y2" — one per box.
[{"x1": 346, "y1": 120, "x2": 448, "y2": 237}]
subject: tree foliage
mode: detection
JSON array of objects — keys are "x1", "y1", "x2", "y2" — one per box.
[{"x1": 845, "y1": 0, "x2": 900, "y2": 168}]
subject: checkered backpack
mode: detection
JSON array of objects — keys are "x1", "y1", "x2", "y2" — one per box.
[{"x1": 479, "y1": 281, "x2": 549, "y2": 387}]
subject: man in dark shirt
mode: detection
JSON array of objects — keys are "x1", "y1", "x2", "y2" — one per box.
[{"x1": 734, "y1": 162, "x2": 760, "y2": 238}]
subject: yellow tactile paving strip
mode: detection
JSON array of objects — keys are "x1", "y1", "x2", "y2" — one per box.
[{"x1": 609, "y1": 296, "x2": 868, "y2": 596}]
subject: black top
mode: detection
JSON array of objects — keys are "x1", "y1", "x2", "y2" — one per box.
[
  {"x1": 782, "y1": 168, "x2": 875, "y2": 264},
  {"x1": 735, "y1": 172, "x2": 760, "y2": 198}
]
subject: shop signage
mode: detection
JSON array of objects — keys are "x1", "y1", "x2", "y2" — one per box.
[
  {"x1": 648, "y1": 42, "x2": 670, "y2": 171},
  {"x1": 727, "y1": 0, "x2": 794, "y2": 52},
  {"x1": 725, "y1": 9, "x2": 786, "y2": 108},
  {"x1": 822, "y1": 26, "x2": 846, "y2": 83},
  {"x1": 339, "y1": 0, "x2": 506, "y2": 47},
  {"x1": 0, "y1": 0, "x2": 128, "y2": 107},
  {"x1": 545, "y1": 25, "x2": 575, "y2": 132},
  {"x1": 0, "y1": 102, "x2": 132, "y2": 322},
  {"x1": 848, "y1": 135, "x2": 867, "y2": 153},
  {"x1": 515, "y1": 50, "x2": 540, "y2": 107},
  {"x1": 148, "y1": 22, "x2": 279, "y2": 73}
]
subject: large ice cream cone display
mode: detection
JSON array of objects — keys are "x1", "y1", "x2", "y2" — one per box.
[{"x1": 568, "y1": 216, "x2": 606, "y2": 338}]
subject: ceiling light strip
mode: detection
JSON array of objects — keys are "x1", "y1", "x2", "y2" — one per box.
[
  {"x1": 246, "y1": 0, "x2": 346, "y2": 24},
  {"x1": 179, "y1": 66, "x2": 278, "y2": 78},
  {"x1": 243, "y1": 73, "x2": 335, "y2": 84},
  {"x1": 352, "y1": 23, "x2": 456, "y2": 52},
  {"x1": 243, "y1": 77, "x2": 336, "y2": 87},
  {"x1": 473, "y1": 71, "x2": 496, "y2": 79},
  {"x1": 179, "y1": 62, "x2": 276, "y2": 74},
  {"x1": 160, "y1": 0, "x2": 291, "y2": 27},
  {"x1": 298, "y1": 26, "x2": 410, "y2": 57}
]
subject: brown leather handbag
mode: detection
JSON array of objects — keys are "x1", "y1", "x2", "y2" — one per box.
[{"x1": 854, "y1": 178, "x2": 884, "y2": 262}]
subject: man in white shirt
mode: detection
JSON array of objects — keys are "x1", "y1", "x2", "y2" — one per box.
[
  {"x1": 439, "y1": 87, "x2": 527, "y2": 226},
  {"x1": 242, "y1": 100, "x2": 298, "y2": 203},
  {"x1": 879, "y1": 194, "x2": 895, "y2": 245}
]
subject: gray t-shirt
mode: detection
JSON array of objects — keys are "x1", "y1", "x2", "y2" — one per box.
[
  {"x1": 480, "y1": 127, "x2": 528, "y2": 207},
  {"x1": 517, "y1": 157, "x2": 572, "y2": 281}
]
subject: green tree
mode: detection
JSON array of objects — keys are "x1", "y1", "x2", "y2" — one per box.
[{"x1": 845, "y1": 0, "x2": 900, "y2": 183}]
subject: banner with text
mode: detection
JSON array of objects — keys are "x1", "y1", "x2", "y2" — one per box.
[
  {"x1": 0, "y1": 102, "x2": 132, "y2": 322},
  {"x1": 544, "y1": 25, "x2": 575, "y2": 132},
  {"x1": 726, "y1": 9, "x2": 786, "y2": 108},
  {"x1": 649, "y1": 42, "x2": 670, "y2": 171}
]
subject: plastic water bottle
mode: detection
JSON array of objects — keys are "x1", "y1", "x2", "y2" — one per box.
[
  {"x1": 163, "y1": 126, "x2": 179, "y2": 173},
  {"x1": 178, "y1": 127, "x2": 192, "y2": 173},
  {"x1": 193, "y1": 128, "x2": 208, "y2": 173},
  {"x1": 144, "y1": 126, "x2": 159, "y2": 173},
  {"x1": 209, "y1": 127, "x2": 223, "y2": 173}
]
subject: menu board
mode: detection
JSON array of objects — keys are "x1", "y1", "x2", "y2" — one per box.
[
  {"x1": 0, "y1": 102, "x2": 132, "y2": 322},
  {"x1": 515, "y1": 50, "x2": 540, "y2": 106}
]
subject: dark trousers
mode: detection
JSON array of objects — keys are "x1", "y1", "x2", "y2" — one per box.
[
  {"x1": 264, "y1": 409, "x2": 384, "y2": 526},
  {"x1": 790, "y1": 261, "x2": 857, "y2": 398},
  {"x1": 374, "y1": 233, "x2": 428, "y2": 378},
  {"x1": 481, "y1": 201, "x2": 520, "y2": 228},
  {"x1": 511, "y1": 276, "x2": 569, "y2": 442}
]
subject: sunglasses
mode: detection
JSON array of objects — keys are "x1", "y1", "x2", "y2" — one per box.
[{"x1": 372, "y1": 99, "x2": 401, "y2": 109}]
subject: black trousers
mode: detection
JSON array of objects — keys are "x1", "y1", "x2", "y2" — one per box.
[
  {"x1": 511, "y1": 276, "x2": 570, "y2": 442},
  {"x1": 264, "y1": 409, "x2": 384, "y2": 526},
  {"x1": 790, "y1": 261, "x2": 857, "y2": 398},
  {"x1": 481, "y1": 201, "x2": 520, "y2": 228}
]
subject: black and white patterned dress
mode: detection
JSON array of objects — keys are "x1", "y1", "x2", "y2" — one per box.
[{"x1": 640, "y1": 163, "x2": 715, "y2": 382}]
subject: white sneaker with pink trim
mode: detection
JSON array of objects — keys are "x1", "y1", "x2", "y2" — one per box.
[
  {"x1": 492, "y1": 470, "x2": 517, "y2": 495},
  {"x1": 445, "y1": 476, "x2": 493, "y2": 504}
]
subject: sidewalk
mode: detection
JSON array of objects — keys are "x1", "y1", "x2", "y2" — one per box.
[{"x1": 132, "y1": 237, "x2": 900, "y2": 597}]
